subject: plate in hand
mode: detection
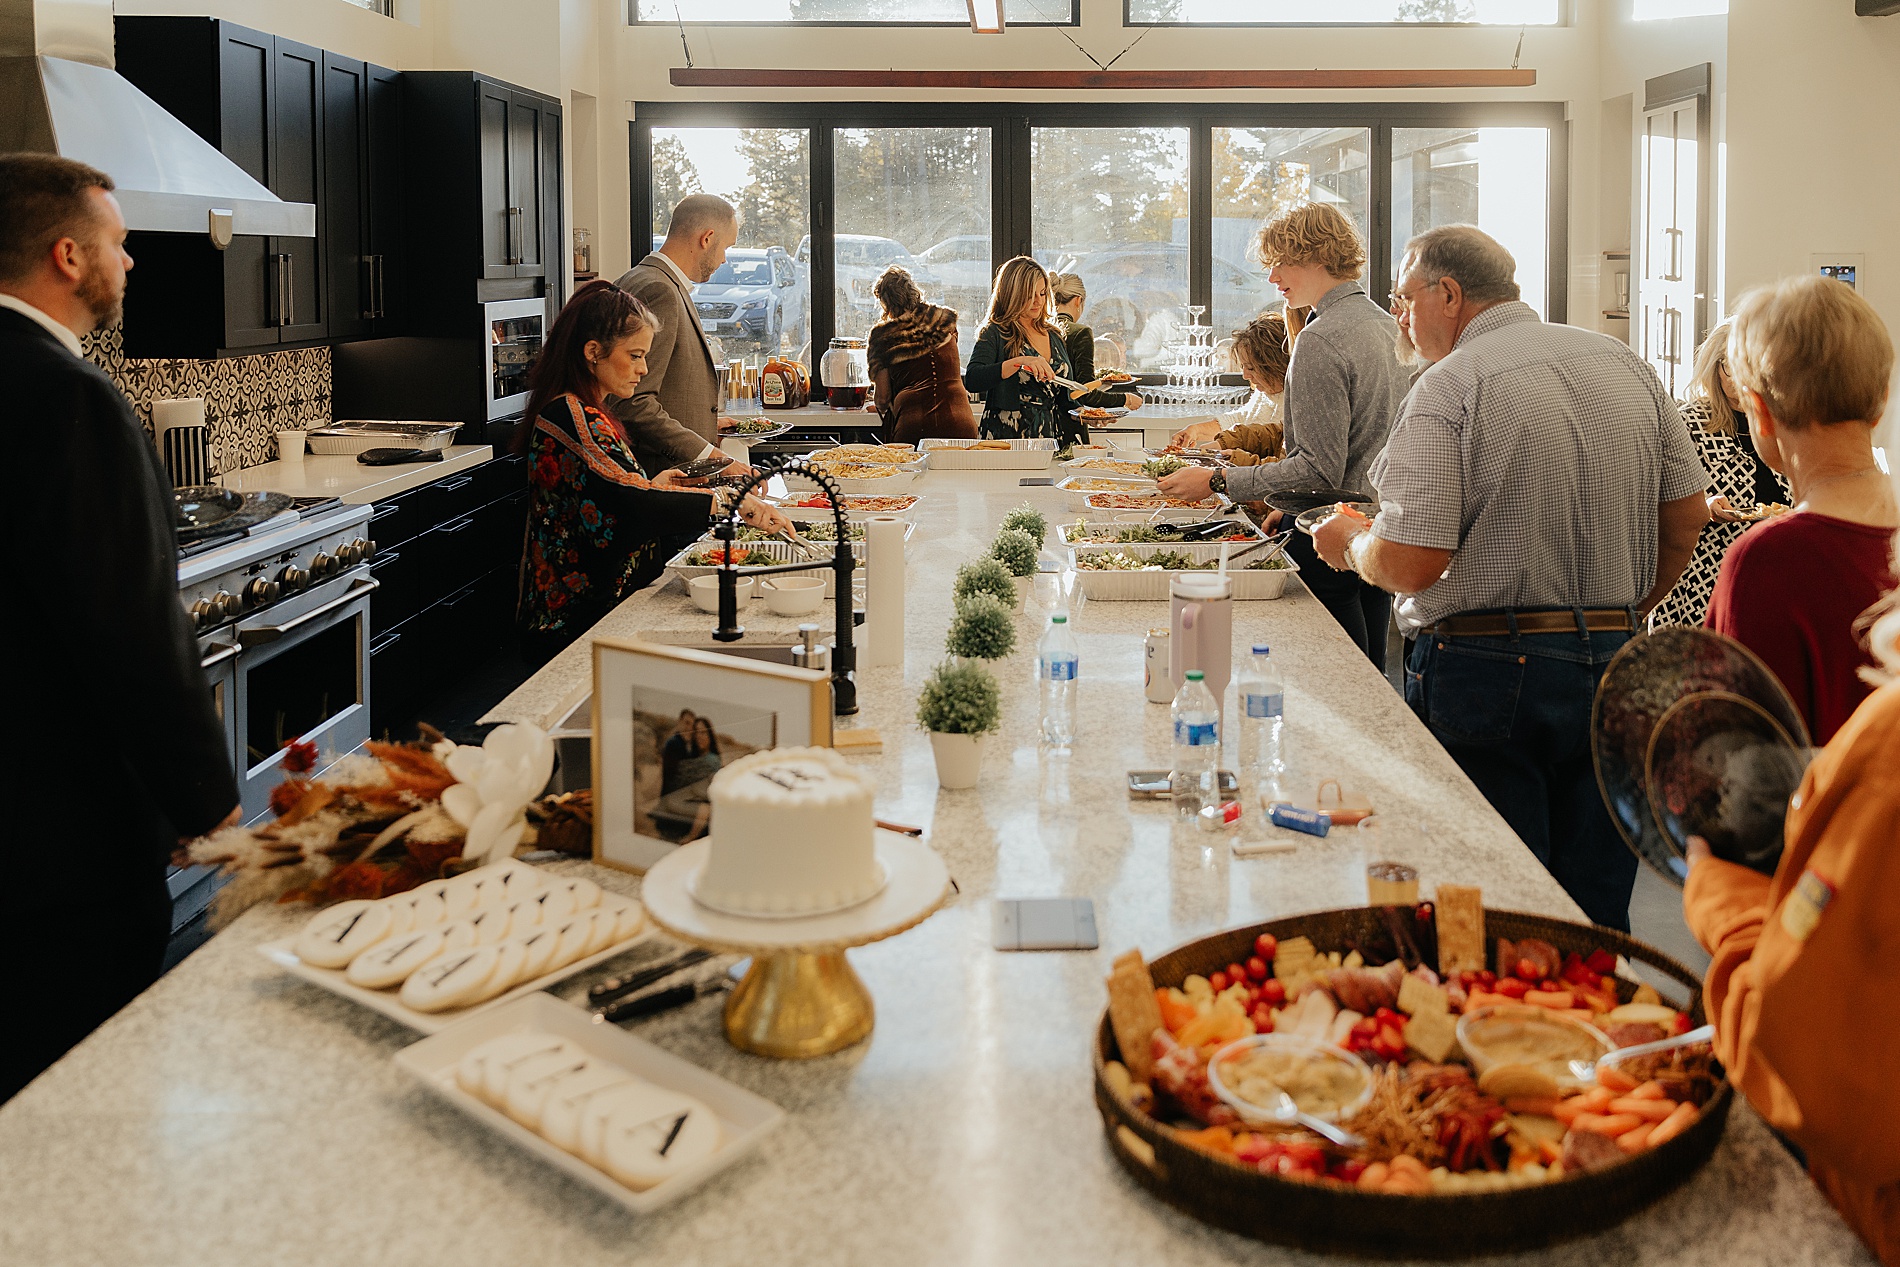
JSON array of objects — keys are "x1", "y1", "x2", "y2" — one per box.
[
  {"x1": 1294, "y1": 502, "x2": 1375, "y2": 535},
  {"x1": 1644, "y1": 691, "x2": 1805, "y2": 880}
]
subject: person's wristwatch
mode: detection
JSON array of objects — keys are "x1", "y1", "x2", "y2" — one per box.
[{"x1": 1209, "y1": 470, "x2": 1227, "y2": 496}]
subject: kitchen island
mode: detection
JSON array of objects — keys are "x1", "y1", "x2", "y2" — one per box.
[{"x1": 0, "y1": 470, "x2": 1869, "y2": 1267}]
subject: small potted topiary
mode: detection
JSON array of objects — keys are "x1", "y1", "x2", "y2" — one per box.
[
  {"x1": 915, "y1": 658, "x2": 1000, "y2": 789},
  {"x1": 944, "y1": 592, "x2": 1016, "y2": 660},
  {"x1": 990, "y1": 526, "x2": 1040, "y2": 606},
  {"x1": 955, "y1": 555, "x2": 1018, "y2": 610},
  {"x1": 1000, "y1": 503, "x2": 1049, "y2": 549}
]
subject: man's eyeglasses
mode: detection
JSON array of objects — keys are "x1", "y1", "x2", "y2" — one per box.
[{"x1": 1388, "y1": 280, "x2": 1437, "y2": 316}]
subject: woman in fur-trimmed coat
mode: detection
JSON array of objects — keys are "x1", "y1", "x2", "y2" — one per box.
[{"x1": 865, "y1": 267, "x2": 978, "y2": 446}]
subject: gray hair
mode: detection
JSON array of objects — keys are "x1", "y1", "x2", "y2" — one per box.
[
  {"x1": 1400, "y1": 224, "x2": 1520, "y2": 305},
  {"x1": 665, "y1": 193, "x2": 738, "y2": 244}
]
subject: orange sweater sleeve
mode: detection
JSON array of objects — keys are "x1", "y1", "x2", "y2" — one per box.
[{"x1": 1684, "y1": 683, "x2": 1900, "y2": 1192}]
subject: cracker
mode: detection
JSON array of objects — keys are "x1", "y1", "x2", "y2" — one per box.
[
  {"x1": 1434, "y1": 884, "x2": 1486, "y2": 978},
  {"x1": 1105, "y1": 951, "x2": 1164, "y2": 1084},
  {"x1": 1271, "y1": 935, "x2": 1317, "y2": 983},
  {"x1": 1397, "y1": 974, "x2": 1449, "y2": 1018},
  {"x1": 1404, "y1": 1007, "x2": 1458, "y2": 1063}
]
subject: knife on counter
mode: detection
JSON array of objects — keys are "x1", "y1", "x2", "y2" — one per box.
[
  {"x1": 594, "y1": 976, "x2": 732, "y2": 1025},
  {"x1": 585, "y1": 948, "x2": 712, "y2": 1008}
]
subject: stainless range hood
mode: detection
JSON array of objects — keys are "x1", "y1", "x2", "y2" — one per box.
[{"x1": 0, "y1": 0, "x2": 314, "y2": 241}]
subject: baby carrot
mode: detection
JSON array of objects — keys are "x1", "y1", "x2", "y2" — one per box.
[
  {"x1": 1617, "y1": 1123, "x2": 1656, "y2": 1153},
  {"x1": 1647, "y1": 1101, "x2": 1700, "y2": 1146},
  {"x1": 1607, "y1": 1097, "x2": 1678, "y2": 1122},
  {"x1": 1596, "y1": 1067, "x2": 1640, "y2": 1093}
]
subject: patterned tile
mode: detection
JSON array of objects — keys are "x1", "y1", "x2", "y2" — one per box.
[{"x1": 82, "y1": 324, "x2": 332, "y2": 475}]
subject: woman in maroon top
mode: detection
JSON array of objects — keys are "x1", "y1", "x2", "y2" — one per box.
[{"x1": 1704, "y1": 275, "x2": 1898, "y2": 744}]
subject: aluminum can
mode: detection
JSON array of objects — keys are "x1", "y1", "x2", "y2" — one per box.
[
  {"x1": 1144, "y1": 628, "x2": 1172, "y2": 702},
  {"x1": 1267, "y1": 803, "x2": 1332, "y2": 837}
]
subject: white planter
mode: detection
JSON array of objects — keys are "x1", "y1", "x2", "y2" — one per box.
[
  {"x1": 1010, "y1": 574, "x2": 1033, "y2": 610},
  {"x1": 928, "y1": 732, "x2": 984, "y2": 789}
]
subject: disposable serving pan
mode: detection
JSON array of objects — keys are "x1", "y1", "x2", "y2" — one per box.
[
  {"x1": 782, "y1": 464, "x2": 925, "y2": 494},
  {"x1": 1071, "y1": 547, "x2": 1298, "y2": 601},
  {"x1": 921, "y1": 437, "x2": 1058, "y2": 470},
  {"x1": 1056, "y1": 472, "x2": 1158, "y2": 509},
  {"x1": 255, "y1": 861, "x2": 654, "y2": 1035},
  {"x1": 1093, "y1": 906, "x2": 1732, "y2": 1258},
  {"x1": 664, "y1": 536, "x2": 866, "y2": 598},
  {"x1": 394, "y1": 992, "x2": 784, "y2": 1214},
  {"x1": 1080, "y1": 491, "x2": 1229, "y2": 521},
  {"x1": 780, "y1": 494, "x2": 921, "y2": 523},
  {"x1": 306, "y1": 421, "x2": 460, "y2": 455},
  {"x1": 1057, "y1": 520, "x2": 1268, "y2": 548}
]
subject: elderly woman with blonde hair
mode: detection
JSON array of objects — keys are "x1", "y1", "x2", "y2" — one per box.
[{"x1": 1684, "y1": 274, "x2": 1900, "y2": 1266}]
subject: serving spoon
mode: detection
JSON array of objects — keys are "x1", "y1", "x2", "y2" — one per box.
[
  {"x1": 1568, "y1": 1024, "x2": 1715, "y2": 1084},
  {"x1": 1265, "y1": 1091, "x2": 1365, "y2": 1149}
]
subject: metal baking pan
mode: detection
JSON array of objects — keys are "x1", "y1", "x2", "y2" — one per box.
[{"x1": 307, "y1": 421, "x2": 461, "y2": 455}]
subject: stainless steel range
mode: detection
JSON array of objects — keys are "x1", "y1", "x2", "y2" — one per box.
[{"x1": 180, "y1": 498, "x2": 379, "y2": 820}]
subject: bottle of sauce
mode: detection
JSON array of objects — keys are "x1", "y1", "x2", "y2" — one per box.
[{"x1": 760, "y1": 356, "x2": 792, "y2": 410}]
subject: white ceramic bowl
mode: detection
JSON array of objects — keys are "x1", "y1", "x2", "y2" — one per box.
[
  {"x1": 687, "y1": 573, "x2": 752, "y2": 613},
  {"x1": 759, "y1": 576, "x2": 825, "y2": 616}
]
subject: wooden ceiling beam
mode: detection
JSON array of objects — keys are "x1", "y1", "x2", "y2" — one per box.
[{"x1": 668, "y1": 68, "x2": 1537, "y2": 90}]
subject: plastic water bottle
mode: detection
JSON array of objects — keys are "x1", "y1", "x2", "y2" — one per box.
[
  {"x1": 1170, "y1": 669, "x2": 1220, "y2": 817},
  {"x1": 1237, "y1": 643, "x2": 1286, "y2": 782},
  {"x1": 1037, "y1": 614, "x2": 1079, "y2": 747}
]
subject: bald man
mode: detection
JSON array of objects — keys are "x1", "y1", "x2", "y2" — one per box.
[{"x1": 612, "y1": 194, "x2": 745, "y2": 474}]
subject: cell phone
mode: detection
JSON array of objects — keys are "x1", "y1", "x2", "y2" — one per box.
[
  {"x1": 674, "y1": 454, "x2": 734, "y2": 480},
  {"x1": 992, "y1": 898, "x2": 1098, "y2": 951},
  {"x1": 1127, "y1": 770, "x2": 1239, "y2": 799}
]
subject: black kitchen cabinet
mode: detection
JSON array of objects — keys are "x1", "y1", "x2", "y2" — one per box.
[
  {"x1": 322, "y1": 53, "x2": 402, "y2": 341},
  {"x1": 401, "y1": 72, "x2": 563, "y2": 329},
  {"x1": 117, "y1": 17, "x2": 330, "y2": 357}
]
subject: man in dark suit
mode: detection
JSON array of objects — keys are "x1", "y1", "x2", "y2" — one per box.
[
  {"x1": 612, "y1": 194, "x2": 749, "y2": 475},
  {"x1": 0, "y1": 154, "x2": 239, "y2": 1102}
]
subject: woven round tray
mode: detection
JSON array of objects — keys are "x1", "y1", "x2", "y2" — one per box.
[{"x1": 1093, "y1": 907, "x2": 1733, "y2": 1257}]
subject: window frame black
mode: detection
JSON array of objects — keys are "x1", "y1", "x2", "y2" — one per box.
[
  {"x1": 631, "y1": 100, "x2": 1568, "y2": 375},
  {"x1": 628, "y1": 0, "x2": 1079, "y2": 26}
]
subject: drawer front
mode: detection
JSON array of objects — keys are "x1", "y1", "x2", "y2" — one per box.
[
  {"x1": 468, "y1": 452, "x2": 527, "y2": 508},
  {"x1": 419, "y1": 511, "x2": 486, "y2": 597},
  {"x1": 368, "y1": 612, "x2": 423, "y2": 737},
  {"x1": 367, "y1": 541, "x2": 417, "y2": 633}
]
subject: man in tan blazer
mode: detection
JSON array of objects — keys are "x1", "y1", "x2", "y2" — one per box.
[{"x1": 612, "y1": 194, "x2": 746, "y2": 474}]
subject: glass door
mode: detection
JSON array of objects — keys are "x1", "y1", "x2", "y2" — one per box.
[
  {"x1": 1391, "y1": 127, "x2": 1551, "y2": 317},
  {"x1": 486, "y1": 298, "x2": 546, "y2": 420}
]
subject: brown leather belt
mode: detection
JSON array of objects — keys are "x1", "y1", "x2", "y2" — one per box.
[{"x1": 1434, "y1": 609, "x2": 1634, "y2": 637}]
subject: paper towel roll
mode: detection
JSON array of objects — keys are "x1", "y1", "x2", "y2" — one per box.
[{"x1": 865, "y1": 514, "x2": 905, "y2": 667}]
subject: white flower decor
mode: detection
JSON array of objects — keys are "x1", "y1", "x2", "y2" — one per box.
[{"x1": 435, "y1": 723, "x2": 556, "y2": 866}]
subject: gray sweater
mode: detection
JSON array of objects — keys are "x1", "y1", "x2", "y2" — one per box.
[{"x1": 1227, "y1": 281, "x2": 1408, "y2": 503}]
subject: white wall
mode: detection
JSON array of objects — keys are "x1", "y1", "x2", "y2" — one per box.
[{"x1": 113, "y1": 0, "x2": 432, "y2": 66}]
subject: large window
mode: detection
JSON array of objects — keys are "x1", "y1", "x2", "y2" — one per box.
[
  {"x1": 1032, "y1": 127, "x2": 1188, "y2": 372},
  {"x1": 634, "y1": 105, "x2": 1564, "y2": 380},
  {"x1": 1391, "y1": 127, "x2": 1550, "y2": 316},
  {"x1": 833, "y1": 128, "x2": 992, "y2": 359},
  {"x1": 1126, "y1": 0, "x2": 1559, "y2": 21},
  {"x1": 634, "y1": 0, "x2": 1073, "y2": 21},
  {"x1": 649, "y1": 127, "x2": 810, "y2": 362},
  {"x1": 1211, "y1": 127, "x2": 1370, "y2": 338}
]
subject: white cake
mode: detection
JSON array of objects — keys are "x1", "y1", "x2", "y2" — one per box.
[{"x1": 690, "y1": 746, "x2": 885, "y2": 916}]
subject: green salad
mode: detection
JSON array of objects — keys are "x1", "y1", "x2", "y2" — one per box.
[
  {"x1": 1141, "y1": 455, "x2": 1189, "y2": 480},
  {"x1": 723, "y1": 416, "x2": 782, "y2": 435}
]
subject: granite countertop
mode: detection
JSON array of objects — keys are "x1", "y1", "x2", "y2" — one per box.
[
  {"x1": 217, "y1": 443, "x2": 493, "y2": 503},
  {"x1": 0, "y1": 471, "x2": 1868, "y2": 1266}
]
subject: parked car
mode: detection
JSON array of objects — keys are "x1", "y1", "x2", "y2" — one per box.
[
  {"x1": 1048, "y1": 242, "x2": 1281, "y2": 365},
  {"x1": 795, "y1": 234, "x2": 943, "y2": 334},
  {"x1": 685, "y1": 246, "x2": 807, "y2": 354},
  {"x1": 916, "y1": 234, "x2": 993, "y2": 314}
]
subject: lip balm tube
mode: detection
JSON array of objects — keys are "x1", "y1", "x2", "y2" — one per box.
[{"x1": 1267, "y1": 803, "x2": 1331, "y2": 837}]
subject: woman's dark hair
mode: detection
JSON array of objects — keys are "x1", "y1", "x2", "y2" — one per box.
[
  {"x1": 694, "y1": 717, "x2": 720, "y2": 754},
  {"x1": 516, "y1": 279, "x2": 657, "y2": 452},
  {"x1": 873, "y1": 265, "x2": 923, "y2": 321}
]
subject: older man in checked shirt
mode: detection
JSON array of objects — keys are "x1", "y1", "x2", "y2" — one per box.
[{"x1": 1313, "y1": 226, "x2": 1709, "y2": 929}]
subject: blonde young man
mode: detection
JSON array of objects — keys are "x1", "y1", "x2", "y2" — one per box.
[{"x1": 1159, "y1": 203, "x2": 1408, "y2": 665}]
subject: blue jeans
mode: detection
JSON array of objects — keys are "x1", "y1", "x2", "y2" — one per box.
[{"x1": 1405, "y1": 620, "x2": 1637, "y2": 931}]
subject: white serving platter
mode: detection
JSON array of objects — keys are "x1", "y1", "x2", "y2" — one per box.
[
  {"x1": 258, "y1": 867, "x2": 655, "y2": 1035},
  {"x1": 1071, "y1": 549, "x2": 1299, "y2": 601},
  {"x1": 920, "y1": 437, "x2": 1057, "y2": 470},
  {"x1": 393, "y1": 992, "x2": 784, "y2": 1214}
]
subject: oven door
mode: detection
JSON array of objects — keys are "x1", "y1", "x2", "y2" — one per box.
[
  {"x1": 484, "y1": 297, "x2": 546, "y2": 422},
  {"x1": 166, "y1": 635, "x2": 243, "y2": 933},
  {"x1": 232, "y1": 568, "x2": 379, "y2": 820}
]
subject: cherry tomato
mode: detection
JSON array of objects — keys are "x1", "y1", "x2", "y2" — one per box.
[
  {"x1": 1208, "y1": 970, "x2": 1230, "y2": 993},
  {"x1": 1254, "y1": 933, "x2": 1278, "y2": 961},
  {"x1": 1227, "y1": 962, "x2": 1249, "y2": 985},
  {"x1": 1586, "y1": 948, "x2": 1619, "y2": 976},
  {"x1": 1251, "y1": 1006, "x2": 1274, "y2": 1032},
  {"x1": 1257, "y1": 979, "x2": 1286, "y2": 1007},
  {"x1": 1493, "y1": 977, "x2": 1530, "y2": 1000},
  {"x1": 1673, "y1": 1011, "x2": 1693, "y2": 1034},
  {"x1": 1477, "y1": 970, "x2": 1497, "y2": 987},
  {"x1": 1332, "y1": 1158, "x2": 1369, "y2": 1184},
  {"x1": 1245, "y1": 956, "x2": 1269, "y2": 983}
]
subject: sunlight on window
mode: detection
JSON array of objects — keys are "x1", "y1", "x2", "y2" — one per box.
[
  {"x1": 1126, "y1": 0, "x2": 1558, "y2": 23},
  {"x1": 1632, "y1": 0, "x2": 1727, "y2": 18},
  {"x1": 633, "y1": 0, "x2": 1072, "y2": 20}
]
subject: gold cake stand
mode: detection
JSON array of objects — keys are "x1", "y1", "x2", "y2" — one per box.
[{"x1": 639, "y1": 831, "x2": 951, "y2": 1058}]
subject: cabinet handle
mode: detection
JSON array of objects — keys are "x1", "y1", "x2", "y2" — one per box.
[
  {"x1": 275, "y1": 253, "x2": 294, "y2": 327},
  {"x1": 374, "y1": 255, "x2": 387, "y2": 319},
  {"x1": 361, "y1": 256, "x2": 375, "y2": 320},
  {"x1": 439, "y1": 475, "x2": 475, "y2": 493},
  {"x1": 370, "y1": 629, "x2": 402, "y2": 656},
  {"x1": 506, "y1": 206, "x2": 522, "y2": 265},
  {"x1": 436, "y1": 514, "x2": 476, "y2": 536}
]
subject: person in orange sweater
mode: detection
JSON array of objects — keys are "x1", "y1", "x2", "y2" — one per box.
[{"x1": 1683, "y1": 276, "x2": 1900, "y2": 1265}]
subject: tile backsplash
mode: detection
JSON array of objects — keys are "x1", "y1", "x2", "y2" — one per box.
[{"x1": 84, "y1": 324, "x2": 331, "y2": 474}]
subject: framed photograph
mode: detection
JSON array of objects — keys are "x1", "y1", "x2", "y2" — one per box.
[{"x1": 591, "y1": 639, "x2": 834, "y2": 874}]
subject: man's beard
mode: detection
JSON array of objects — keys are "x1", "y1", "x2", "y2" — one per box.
[
  {"x1": 76, "y1": 248, "x2": 124, "y2": 331},
  {"x1": 1395, "y1": 324, "x2": 1425, "y2": 368}
]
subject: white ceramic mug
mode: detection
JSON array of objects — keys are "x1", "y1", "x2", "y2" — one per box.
[{"x1": 277, "y1": 430, "x2": 306, "y2": 463}]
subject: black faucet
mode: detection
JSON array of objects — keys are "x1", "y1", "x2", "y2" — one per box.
[{"x1": 711, "y1": 459, "x2": 858, "y2": 716}]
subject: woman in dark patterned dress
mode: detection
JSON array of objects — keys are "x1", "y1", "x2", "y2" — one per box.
[
  {"x1": 1648, "y1": 320, "x2": 1792, "y2": 629},
  {"x1": 517, "y1": 281, "x2": 791, "y2": 662},
  {"x1": 963, "y1": 256, "x2": 1087, "y2": 447}
]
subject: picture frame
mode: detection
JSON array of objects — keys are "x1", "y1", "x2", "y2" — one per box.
[{"x1": 591, "y1": 639, "x2": 834, "y2": 874}]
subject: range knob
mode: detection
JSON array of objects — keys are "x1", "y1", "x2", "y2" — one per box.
[
  {"x1": 211, "y1": 590, "x2": 241, "y2": 622},
  {"x1": 189, "y1": 598, "x2": 218, "y2": 630},
  {"x1": 310, "y1": 551, "x2": 336, "y2": 579},
  {"x1": 278, "y1": 564, "x2": 309, "y2": 593},
  {"x1": 244, "y1": 577, "x2": 281, "y2": 608},
  {"x1": 348, "y1": 536, "x2": 375, "y2": 564}
]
